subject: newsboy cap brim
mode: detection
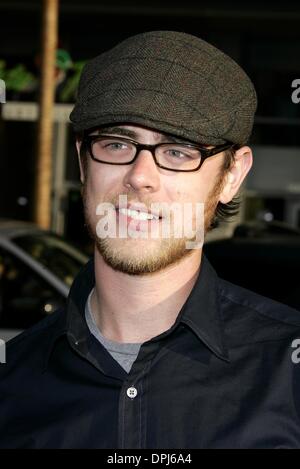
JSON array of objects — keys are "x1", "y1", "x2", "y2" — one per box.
[{"x1": 70, "y1": 31, "x2": 257, "y2": 146}]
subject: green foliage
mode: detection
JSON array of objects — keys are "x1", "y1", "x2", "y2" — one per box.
[
  {"x1": 1, "y1": 63, "x2": 36, "y2": 92},
  {"x1": 0, "y1": 53, "x2": 86, "y2": 101},
  {"x1": 59, "y1": 60, "x2": 86, "y2": 102}
]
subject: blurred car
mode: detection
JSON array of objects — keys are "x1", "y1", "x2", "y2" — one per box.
[
  {"x1": 204, "y1": 220, "x2": 300, "y2": 311},
  {"x1": 0, "y1": 219, "x2": 89, "y2": 341}
]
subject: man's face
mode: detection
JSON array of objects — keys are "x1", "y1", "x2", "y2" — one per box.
[{"x1": 77, "y1": 124, "x2": 230, "y2": 275}]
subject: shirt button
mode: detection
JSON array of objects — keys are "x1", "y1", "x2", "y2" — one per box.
[{"x1": 127, "y1": 386, "x2": 138, "y2": 399}]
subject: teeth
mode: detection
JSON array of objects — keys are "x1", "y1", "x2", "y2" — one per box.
[{"x1": 119, "y1": 208, "x2": 159, "y2": 220}]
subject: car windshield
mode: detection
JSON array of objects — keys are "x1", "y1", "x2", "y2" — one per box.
[{"x1": 13, "y1": 233, "x2": 88, "y2": 287}]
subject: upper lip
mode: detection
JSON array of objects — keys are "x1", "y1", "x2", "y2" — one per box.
[{"x1": 116, "y1": 203, "x2": 162, "y2": 218}]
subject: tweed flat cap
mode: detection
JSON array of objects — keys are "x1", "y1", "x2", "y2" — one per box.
[{"x1": 70, "y1": 30, "x2": 257, "y2": 145}]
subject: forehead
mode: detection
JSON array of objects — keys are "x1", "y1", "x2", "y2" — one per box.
[{"x1": 90, "y1": 124, "x2": 197, "y2": 145}]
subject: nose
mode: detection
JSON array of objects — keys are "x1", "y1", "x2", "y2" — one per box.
[{"x1": 123, "y1": 149, "x2": 161, "y2": 193}]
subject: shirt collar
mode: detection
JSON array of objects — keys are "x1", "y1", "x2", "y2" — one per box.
[
  {"x1": 178, "y1": 255, "x2": 229, "y2": 361},
  {"x1": 45, "y1": 253, "x2": 229, "y2": 370}
]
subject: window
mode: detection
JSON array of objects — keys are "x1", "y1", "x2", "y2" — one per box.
[
  {"x1": 0, "y1": 248, "x2": 65, "y2": 329},
  {"x1": 13, "y1": 233, "x2": 87, "y2": 286}
]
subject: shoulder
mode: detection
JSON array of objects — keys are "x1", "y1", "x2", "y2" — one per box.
[
  {"x1": 218, "y1": 278, "x2": 300, "y2": 347},
  {"x1": 0, "y1": 308, "x2": 66, "y2": 376}
]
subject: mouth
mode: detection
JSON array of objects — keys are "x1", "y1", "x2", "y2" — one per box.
[
  {"x1": 115, "y1": 204, "x2": 163, "y2": 221},
  {"x1": 115, "y1": 205, "x2": 163, "y2": 233},
  {"x1": 117, "y1": 207, "x2": 161, "y2": 221}
]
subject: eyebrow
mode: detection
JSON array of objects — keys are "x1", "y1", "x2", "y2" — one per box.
[{"x1": 93, "y1": 126, "x2": 198, "y2": 145}]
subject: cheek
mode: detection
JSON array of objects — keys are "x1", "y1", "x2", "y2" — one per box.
[
  {"x1": 83, "y1": 172, "x2": 106, "y2": 219},
  {"x1": 199, "y1": 164, "x2": 225, "y2": 204},
  {"x1": 87, "y1": 167, "x2": 121, "y2": 198},
  {"x1": 170, "y1": 178, "x2": 209, "y2": 205}
]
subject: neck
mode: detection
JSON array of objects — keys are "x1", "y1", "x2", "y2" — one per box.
[{"x1": 90, "y1": 247, "x2": 202, "y2": 343}]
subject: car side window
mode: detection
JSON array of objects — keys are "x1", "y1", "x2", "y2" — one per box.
[{"x1": 0, "y1": 248, "x2": 65, "y2": 329}]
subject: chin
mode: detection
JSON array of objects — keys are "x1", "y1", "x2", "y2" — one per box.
[{"x1": 95, "y1": 236, "x2": 195, "y2": 275}]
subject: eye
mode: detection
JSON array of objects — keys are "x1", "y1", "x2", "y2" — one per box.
[
  {"x1": 91, "y1": 136, "x2": 134, "y2": 153},
  {"x1": 167, "y1": 149, "x2": 187, "y2": 159},
  {"x1": 163, "y1": 146, "x2": 199, "y2": 160},
  {"x1": 103, "y1": 140, "x2": 129, "y2": 151}
]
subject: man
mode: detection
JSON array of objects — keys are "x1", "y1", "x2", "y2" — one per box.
[{"x1": 1, "y1": 30, "x2": 300, "y2": 449}]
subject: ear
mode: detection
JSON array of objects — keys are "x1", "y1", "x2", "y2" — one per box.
[
  {"x1": 76, "y1": 138, "x2": 85, "y2": 185},
  {"x1": 219, "y1": 146, "x2": 253, "y2": 204}
]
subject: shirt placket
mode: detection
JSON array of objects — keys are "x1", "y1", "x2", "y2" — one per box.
[{"x1": 117, "y1": 345, "x2": 155, "y2": 449}]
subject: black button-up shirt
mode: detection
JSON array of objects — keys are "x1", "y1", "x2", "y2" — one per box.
[{"x1": 1, "y1": 255, "x2": 300, "y2": 449}]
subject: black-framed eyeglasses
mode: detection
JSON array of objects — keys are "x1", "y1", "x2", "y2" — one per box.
[{"x1": 82, "y1": 134, "x2": 235, "y2": 172}]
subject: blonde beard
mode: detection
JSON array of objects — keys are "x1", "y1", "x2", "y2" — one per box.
[{"x1": 81, "y1": 176, "x2": 224, "y2": 276}]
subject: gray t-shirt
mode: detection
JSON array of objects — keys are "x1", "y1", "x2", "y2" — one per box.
[{"x1": 85, "y1": 289, "x2": 142, "y2": 373}]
